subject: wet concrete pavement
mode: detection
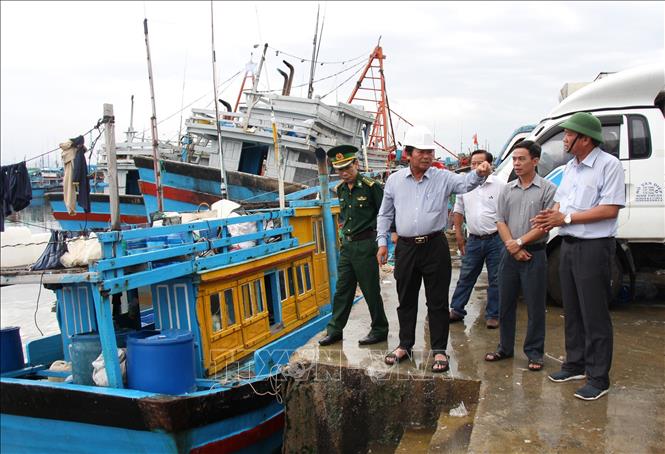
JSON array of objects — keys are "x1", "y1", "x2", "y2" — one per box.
[{"x1": 291, "y1": 251, "x2": 665, "y2": 453}]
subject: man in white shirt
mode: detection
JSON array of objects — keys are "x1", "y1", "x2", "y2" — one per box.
[
  {"x1": 531, "y1": 112, "x2": 625, "y2": 401},
  {"x1": 449, "y1": 150, "x2": 505, "y2": 329}
]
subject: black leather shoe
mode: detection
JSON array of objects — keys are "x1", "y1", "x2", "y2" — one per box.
[
  {"x1": 318, "y1": 333, "x2": 343, "y2": 346},
  {"x1": 358, "y1": 334, "x2": 388, "y2": 345}
]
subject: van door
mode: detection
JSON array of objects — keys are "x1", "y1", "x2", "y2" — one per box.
[{"x1": 625, "y1": 112, "x2": 664, "y2": 241}]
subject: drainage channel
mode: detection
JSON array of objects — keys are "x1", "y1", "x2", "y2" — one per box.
[{"x1": 279, "y1": 361, "x2": 480, "y2": 453}]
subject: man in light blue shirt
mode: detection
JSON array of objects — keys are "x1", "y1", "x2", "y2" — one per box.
[
  {"x1": 376, "y1": 125, "x2": 491, "y2": 373},
  {"x1": 532, "y1": 112, "x2": 625, "y2": 401}
]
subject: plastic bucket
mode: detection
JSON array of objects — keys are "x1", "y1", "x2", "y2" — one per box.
[
  {"x1": 0, "y1": 326, "x2": 25, "y2": 373},
  {"x1": 127, "y1": 329, "x2": 196, "y2": 395},
  {"x1": 69, "y1": 329, "x2": 132, "y2": 385}
]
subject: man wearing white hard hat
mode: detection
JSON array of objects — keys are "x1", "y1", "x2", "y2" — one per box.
[{"x1": 377, "y1": 125, "x2": 492, "y2": 373}]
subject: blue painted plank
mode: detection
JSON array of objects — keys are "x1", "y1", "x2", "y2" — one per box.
[
  {"x1": 92, "y1": 242, "x2": 209, "y2": 272},
  {"x1": 1, "y1": 414, "x2": 177, "y2": 453},
  {"x1": 195, "y1": 239, "x2": 298, "y2": 273}
]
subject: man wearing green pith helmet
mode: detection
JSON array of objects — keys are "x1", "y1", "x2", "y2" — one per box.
[
  {"x1": 318, "y1": 145, "x2": 389, "y2": 346},
  {"x1": 532, "y1": 112, "x2": 625, "y2": 401}
]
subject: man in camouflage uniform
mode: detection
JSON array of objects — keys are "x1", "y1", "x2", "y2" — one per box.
[{"x1": 318, "y1": 145, "x2": 389, "y2": 346}]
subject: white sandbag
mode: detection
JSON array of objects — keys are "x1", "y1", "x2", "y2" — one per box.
[
  {"x1": 60, "y1": 234, "x2": 102, "y2": 267},
  {"x1": 92, "y1": 348, "x2": 127, "y2": 387},
  {"x1": 227, "y1": 212, "x2": 257, "y2": 249},
  {"x1": 211, "y1": 199, "x2": 241, "y2": 219}
]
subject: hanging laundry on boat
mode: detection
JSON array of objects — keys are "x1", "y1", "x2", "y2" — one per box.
[
  {"x1": 0, "y1": 161, "x2": 32, "y2": 232},
  {"x1": 71, "y1": 135, "x2": 91, "y2": 213},
  {"x1": 61, "y1": 136, "x2": 91, "y2": 215},
  {"x1": 31, "y1": 230, "x2": 69, "y2": 271}
]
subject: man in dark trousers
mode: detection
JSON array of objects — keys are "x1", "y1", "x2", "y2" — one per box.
[
  {"x1": 376, "y1": 125, "x2": 491, "y2": 373},
  {"x1": 532, "y1": 112, "x2": 625, "y2": 401},
  {"x1": 318, "y1": 145, "x2": 389, "y2": 346},
  {"x1": 449, "y1": 149, "x2": 505, "y2": 328},
  {"x1": 484, "y1": 141, "x2": 556, "y2": 371}
]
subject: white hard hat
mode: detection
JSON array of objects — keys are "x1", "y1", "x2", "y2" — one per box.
[{"x1": 403, "y1": 125, "x2": 436, "y2": 150}]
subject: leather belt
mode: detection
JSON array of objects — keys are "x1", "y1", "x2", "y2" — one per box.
[
  {"x1": 469, "y1": 232, "x2": 498, "y2": 240},
  {"x1": 344, "y1": 229, "x2": 376, "y2": 242},
  {"x1": 562, "y1": 236, "x2": 613, "y2": 244},
  {"x1": 399, "y1": 231, "x2": 443, "y2": 245}
]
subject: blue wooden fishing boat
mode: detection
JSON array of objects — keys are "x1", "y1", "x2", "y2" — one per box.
[
  {"x1": 29, "y1": 167, "x2": 64, "y2": 198},
  {"x1": 45, "y1": 192, "x2": 149, "y2": 231},
  {"x1": 134, "y1": 155, "x2": 310, "y2": 214},
  {"x1": 0, "y1": 172, "x2": 343, "y2": 452}
]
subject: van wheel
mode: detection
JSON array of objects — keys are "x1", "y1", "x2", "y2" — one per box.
[
  {"x1": 547, "y1": 245, "x2": 625, "y2": 307},
  {"x1": 547, "y1": 246, "x2": 563, "y2": 306}
]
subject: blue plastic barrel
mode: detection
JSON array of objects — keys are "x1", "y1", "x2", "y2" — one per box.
[
  {"x1": 70, "y1": 330, "x2": 132, "y2": 385},
  {"x1": 0, "y1": 326, "x2": 25, "y2": 373},
  {"x1": 127, "y1": 329, "x2": 196, "y2": 394}
]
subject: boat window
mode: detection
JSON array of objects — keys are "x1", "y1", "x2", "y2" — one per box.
[
  {"x1": 287, "y1": 267, "x2": 296, "y2": 297},
  {"x1": 296, "y1": 265, "x2": 305, "y2": 295},
  {"x1": 223, "y1": 289, "x2": 235, "y2": 326},
  {"x1": 210, "y1": 293, "x2": 222, "y2": 332},
  {"x1": 279, "y1": 270, "x2": 288, "y2": 301},
  {"x1": 254, "y1": 279, "x2": 264, "y2": 313},
  {"x1": 304, "y1": 262, "x2": 312, "y2": 291},
  {"x1": 241, "y1": 283, "x2": 253, "y2": 318},
  {"x1": 628, "y1": 115, "x2": 651, "y2": 159}
]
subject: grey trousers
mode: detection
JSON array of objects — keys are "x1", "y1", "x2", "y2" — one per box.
[
  {"x1": 497, "y1": 247, "x2": 547, "y2": 360},
  {"x1": 559, "y1": 238, "x2": 614, "y2": 390}
]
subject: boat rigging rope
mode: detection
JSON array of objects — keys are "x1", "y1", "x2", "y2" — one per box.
[
  {"x1": 268, "y1": 46, "x2": 367, "y2": 66},
  {"x1": 255, "y1": 59, "x2": 366, "y2": 94},
  {"x1": 320, "y1": 62, "x2": 367, "y2": 100},
  {"x1": 22, "y1": 118, "x2": 106, "y2": 164}
]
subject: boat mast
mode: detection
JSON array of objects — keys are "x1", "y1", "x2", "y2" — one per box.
[
  {"x1": 243, "y1": 43, "x2": 268, "y2": 130},
  {"x1": 103, "y1": 103, "x2": 121, "y2": 231},
  {"x1": 307, "y1": 5, "x2": 320, "y2": 99},
  {"x1": 126, "y1": 94, "x2": 136, "y2": 143},
  {"x1": 210, "y1": 0, "x2": 228, "y2": 199},
  {"x1": 143, "y1": 18, "x2": 164, "y2": 212}
]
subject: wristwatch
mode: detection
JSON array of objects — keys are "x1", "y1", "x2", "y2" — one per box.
[
  {"x1": 515, "y1": 238, "x2": 523, "y2": 247},
  {"x1": 564, "y1": 213, "x2": 572, "y2": 225}
]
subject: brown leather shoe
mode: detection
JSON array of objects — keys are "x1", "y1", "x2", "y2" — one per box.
[
  {"x1": 486, "y1": 319, "x2": 499, "y2": 329},
  {"x1": 449, "y1": 310, "x2": 464, "y2": 322}
]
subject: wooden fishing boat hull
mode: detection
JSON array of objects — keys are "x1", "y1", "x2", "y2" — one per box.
[
  {"x1": 45, "y1": 193, "x2": 148, "y2": 230},
  {"x1": 1, "y1": 377, "x2": 284, "y2": 453},
  {"x1": 134, "y1": 156, "x2": 308, "y2": 214}
]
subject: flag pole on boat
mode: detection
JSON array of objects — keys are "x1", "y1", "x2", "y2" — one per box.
[
  {"x1": 360, "y1": 124, "x2": 370, "y2": 172},
  {"x1": 210, "y1": 0, "x2": 228, "y2": 199},
  {"x1": 143, "y1": 18, "x2": 164, "y2": 212}
]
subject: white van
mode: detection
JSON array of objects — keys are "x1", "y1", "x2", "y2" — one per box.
[{"x1": 494, "y1": 63, "x2": 665, "y2": 304}]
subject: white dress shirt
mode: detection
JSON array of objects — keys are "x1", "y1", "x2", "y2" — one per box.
[{"x1": 453, "y1": 175, "x2": 505, "y2": 236}]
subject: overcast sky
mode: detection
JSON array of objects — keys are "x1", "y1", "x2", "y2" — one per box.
[{"x1": 1, "y1": 1, "x2": 663, "y2": 166}]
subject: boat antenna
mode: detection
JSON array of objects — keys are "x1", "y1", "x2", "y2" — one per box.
[
  {"x1": 177, "y1": 53, "x2": 188, "y2": 144},
  {"x1": 307, "y1": 4, "x2": 320, "y2": 99},
  {"x1": 210, "y1": 0, "x2": 228, "y2": 199},
  {"x1": 143, "y1": 18, "x2": 164, "y2": 212}
]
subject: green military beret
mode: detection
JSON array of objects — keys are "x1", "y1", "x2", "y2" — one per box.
[{"x1": 327, "y1": 144, "x2": 358, "y2": 169}]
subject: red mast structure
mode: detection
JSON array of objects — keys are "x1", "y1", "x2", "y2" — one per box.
[{"x1": 347, "y1": 42, "x2": 396, "y2": 160}]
